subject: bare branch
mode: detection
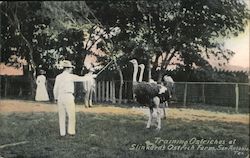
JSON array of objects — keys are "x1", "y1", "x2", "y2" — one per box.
[{"x1": 84, "y1": 25, "x2": 97, "y2": 49}]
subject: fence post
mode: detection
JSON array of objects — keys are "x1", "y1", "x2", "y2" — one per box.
[
  {"x1": 106, "y1": 81, "x2": 109, "y2": 102},
  {"x1": 97, "y1": 81, "x2": 101, "y2": 102},
  {"x1": 202, "y1": 83, "x2": 205, "y2": 104},
  {"x1": 112, "y1": 81, "x2": 116, "y2": 103},
  {"x1": 102, "y1": 81, "x2": 105, "y2": 102},
  {"x1": 235, "y1": 83, "x2": 239, "y2": 113},
  {"x1": 93, "y1": 80, "x2": 97, "y2": 102},
  {"x1": 183, "y1": 82, "x2": 188, "y2": 107},
  {"x1": 109, "y1": 81, "x2": 112, "y2": 102}
]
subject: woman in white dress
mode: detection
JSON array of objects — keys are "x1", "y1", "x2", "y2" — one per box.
[{"x1": 35, "y1": 70, "x2": 49, "y2": 101}]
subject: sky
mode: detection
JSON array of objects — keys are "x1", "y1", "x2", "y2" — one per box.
[
  {"x1": 225, "y1": 23, "x2": 249, "y2": 68},
  {"x1": 85, "y1": 25, "x2": 250, "y2": 70},
  {"x1": 224, "y1": 0, "x2": 249, "y2": 69}
]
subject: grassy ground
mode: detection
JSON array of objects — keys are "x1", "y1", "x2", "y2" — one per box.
[{"x1": 0, "y1": 100, "x2": 249, "y2": 158}]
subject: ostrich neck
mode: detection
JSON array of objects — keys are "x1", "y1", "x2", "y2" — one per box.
[
  {"x1": 132, "y1": 63, "x2": 138, "y2": 83},
  {"x1": 139, "y1": 67, "x2": 144, "y2": 82}
]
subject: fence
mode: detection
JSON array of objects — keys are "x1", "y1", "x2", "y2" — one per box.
[
  {"x1": 174, "y1": 82, "x2": 249, "y2": 112},
  {"x1": 1, "y1": 76, "x2": 249, "y2": 112},
  {"x1": 93, "y1": 80, "x2": 249, "y2": 112}
]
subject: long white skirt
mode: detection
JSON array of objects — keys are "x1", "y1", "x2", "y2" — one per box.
[{"x1": 35, "y1": 75, "x2": 49, "y2": 101}]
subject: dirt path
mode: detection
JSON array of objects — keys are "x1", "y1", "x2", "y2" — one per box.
[
  {"x1": 0, "y1": 99, "x2": 249, "y2": 125},
  {"x1": 0, "y1": 100, "x2": 143, "y2": 115}
]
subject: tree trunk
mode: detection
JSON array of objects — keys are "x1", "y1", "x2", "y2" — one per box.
[
  {"x1": 152, "y1": 52, "x2": 161, "y2": 71},
  {"x1": 28, "y1": 65, "x2": 36, "y2": 100},
  {"x1": 117, "y1": 66, "x2": 123, "y2": 104},
  {"x1": 158, "y1": 54, "x2": 173, "y2": 82},
  {"x1": 20, "y1": 33, "x2": 36, "y2": 99},
  {"x1": 147, "y1": 59, "x2": 152, "y2": 82},
  {"x1": 13, "y1": 8, "x2": 37, "y2": 100},
  {"x1": 4, "y1": 77, "x2": 8, "y2": 97},
  {"x1": 114, "y1": 60, "x2": 123, "y2": 104},
  {"x1": 157, "y1": 70, "x2": 163, "y2": 83}
]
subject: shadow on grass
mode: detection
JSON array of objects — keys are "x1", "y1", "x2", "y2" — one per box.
[
  {"x1": 179, "y1": 103, "x2": 250, "y2": 114},
  {"x1": 0, "y1": 112, "x2": 249, "y2": 158},
  {"x1": 86, "y1": 101, "x2": 249, "y2": 115}
]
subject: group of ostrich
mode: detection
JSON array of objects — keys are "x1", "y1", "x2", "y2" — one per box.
[{"x1": 129, "y1": 59, "x2": 173, "y2": 130}]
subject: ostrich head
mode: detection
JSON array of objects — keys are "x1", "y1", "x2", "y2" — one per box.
[
  {"x1": 138, "y1": 64, "x2": 145, "y2": 70},
  {"x1": 129, "y1": 59, "x2": 138, "y2": 65}
]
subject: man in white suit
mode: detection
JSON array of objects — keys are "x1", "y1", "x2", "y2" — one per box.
[{"x1": 53, "y1": 60, "x2": 86, "y2": 137}]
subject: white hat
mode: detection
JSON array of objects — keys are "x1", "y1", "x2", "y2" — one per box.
[{"x1": 61, "y1": 60, "x2": 75, "y2": 68}]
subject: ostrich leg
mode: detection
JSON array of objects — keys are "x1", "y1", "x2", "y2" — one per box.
[
  {"x1": 146, "y1": 107, "x2": 153, "y2": 129},
  {"x1": 84, "y1": 91, "x2": 90, "y2": 108},
  {"x1": 153, "y1": 97, "x2": 161, "y2": 130},
  {"x1": 163, "y1": 101, "x2": 169, "y2": 120},
  {"x1": 88, "y1": 88, "x2": 94, "y2": 107}
]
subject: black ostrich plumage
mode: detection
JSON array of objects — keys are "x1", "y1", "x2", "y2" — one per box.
[{"x1": 134, "y1": 82, "x2": 170, "y2": 107}]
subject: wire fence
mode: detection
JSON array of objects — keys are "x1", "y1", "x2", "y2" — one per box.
[
  {"x1": 1, "y1": 76, "x2": 249, "y2": 112},
  {"x1": 93, "y1": 80, "x2": 249, "y2": 111}
]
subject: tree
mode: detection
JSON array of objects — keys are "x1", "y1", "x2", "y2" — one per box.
[
  {"x1": 39, "y1": 1, "x2": 130, "y2": 102},
  {"x1": 0, "y1": 1, "x2": 47, "y2": 98},
  {"x1": 37, "y1": 1, "x2": 117, "y2": 75},
  {"x1": 90, "y1": 0, "x2": 249, "y2": 82}
]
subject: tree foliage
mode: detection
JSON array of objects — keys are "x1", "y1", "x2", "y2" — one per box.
[
  {"x1": 87, "y1": 0, "x2": 249, "y2": 81},
  {"x1": 1, "y1": 0, "x2": 249, "y2": 82},
  {"x1": 0, "y1": 2, "x2": 43, "y2": 66}
]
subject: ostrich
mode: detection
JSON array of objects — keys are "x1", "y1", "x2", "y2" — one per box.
[
  {"x1": 81, "y1": 69, "x2": 97, "y2": 108},
  {"x1": 138, "y1": 64, "x2": 145, "y2": 82},
  {"x1": 138, "y1": 62, "x2": 169, "y2": 118},
  {"x1": 130, "y1": 59, "x2": 170, "y2": 130},
  {"x1": 163, "y1": 75, "x2": 175, "y2": 99}
]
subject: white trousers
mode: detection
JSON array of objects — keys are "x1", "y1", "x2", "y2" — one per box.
[{"x1": 57, "y1": 93, "x2": 76, "y2": 136}]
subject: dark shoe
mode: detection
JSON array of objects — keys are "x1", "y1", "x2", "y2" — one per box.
[
  {"x1": 57, "y1": 135, "x2": 66, "y2": 139},
  {"x1": 67, "y1": 134, "x2": 75, "y2": 138}
]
